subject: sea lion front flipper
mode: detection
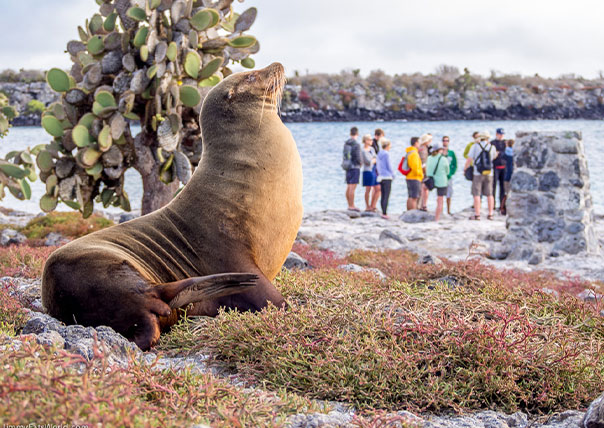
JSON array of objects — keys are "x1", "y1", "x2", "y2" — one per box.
[{"x1": 157, "y1": 273, "x2": 259, "y2": 309}]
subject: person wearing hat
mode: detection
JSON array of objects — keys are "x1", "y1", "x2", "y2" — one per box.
[
  {"x1": 418, "y1": 133, "x2": 433, "y2": 210},
  {"x1": 425, "y1": 140, "x2": 450, "y2": 221},
  {"x1": 491, "y1": 128, "x2": 507, "y2": 210},
  {"x1": 463, "y1": 131, "x2": 495, "y2": 220}
]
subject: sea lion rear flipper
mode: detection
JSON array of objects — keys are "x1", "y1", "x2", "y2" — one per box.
[{"x1": 157, "y1": 273, "x2": 259, "y2": 309}]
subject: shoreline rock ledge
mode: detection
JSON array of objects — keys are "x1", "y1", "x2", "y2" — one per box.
[{"x1": 490, "y1": 131, "x2": 600, "y2": 264}]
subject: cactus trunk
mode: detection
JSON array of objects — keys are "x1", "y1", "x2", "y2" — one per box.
[{"x1": 133, "y1": 131, "x2": 179, "y2": 215}]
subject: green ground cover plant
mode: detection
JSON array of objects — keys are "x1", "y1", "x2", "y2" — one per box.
[
  {"x1": 161, "y1": 248, "x2": 604, "y2": 414},
  {"x1": 20, "y1": 211, "x2": 113, "y2": 241}
]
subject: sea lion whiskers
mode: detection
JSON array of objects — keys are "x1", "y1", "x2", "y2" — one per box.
[{"x1": 259, "y1": 67, "x2": 286, "y2": 125}]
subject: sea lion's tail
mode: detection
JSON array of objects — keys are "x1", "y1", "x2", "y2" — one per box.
[{"x1": 156, "y1": 273, "x2": 259, "y2": 309}]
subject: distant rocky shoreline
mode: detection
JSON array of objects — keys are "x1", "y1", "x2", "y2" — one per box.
[{"x1": 2, "y1": 78, "x2": 604, "y2": 126}]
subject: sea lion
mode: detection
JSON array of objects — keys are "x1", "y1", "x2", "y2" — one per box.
[{"x1": 42, "y1": 62, "x2": 303, "y2": 350}]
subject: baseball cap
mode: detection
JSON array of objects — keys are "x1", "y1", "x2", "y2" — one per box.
[
  {"x1": 431, "y1": 141, "x2": 444, "y2": 151},
  {"x1": 496, "y1": 128, "x2": 505, "y2": 135}
]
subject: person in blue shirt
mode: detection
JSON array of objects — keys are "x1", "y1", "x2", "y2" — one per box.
[{"x1": 376, "y1": 138, "x2": 394, "y2": 219}]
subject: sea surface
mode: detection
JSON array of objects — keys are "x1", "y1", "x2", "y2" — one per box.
[{"x1": 1, "y1": 120, "x2": 603, "y2": 215}]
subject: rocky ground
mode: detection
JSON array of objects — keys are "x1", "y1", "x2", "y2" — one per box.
[
  {"x1": 1, "y1": 207, "x2": 603, "y2": 427},
  {"x1": 298, "y1": 208, "x2": 604, "y2": 285}
]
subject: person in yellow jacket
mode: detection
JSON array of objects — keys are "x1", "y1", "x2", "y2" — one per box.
[{"x1": 404, "y1": 137, "x2": 423, "y2": 210}]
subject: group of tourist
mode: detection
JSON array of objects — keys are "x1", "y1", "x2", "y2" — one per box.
[{"x1": 342, "y1": 127, "x2": 515, "y2": 221}]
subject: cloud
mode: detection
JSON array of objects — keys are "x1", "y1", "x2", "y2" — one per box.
[{"x1": 1, "y1": 0, "x2": 603, "y2": 78}]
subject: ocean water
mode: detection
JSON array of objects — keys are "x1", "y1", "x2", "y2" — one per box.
[{"x1": 2, "y1": 119, "x2": 603, "y2": 215}]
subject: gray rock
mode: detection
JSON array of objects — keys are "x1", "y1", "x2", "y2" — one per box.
[
  {"x1": 346, "y1": 210, "x2": 361, "y2": 219},
  {"x1": 21, "y1": 311, "x2": 139, "y2": 366},
  {"x1": 22, "y1": 312, "x2": 64, "y2": 335},
  {"x1": 488, "y1": 243, "x2": 511, "y2": 260},
  {"x1": 583, "y1": 392, "x2": 604, "y2": 428},
  {"x1": 283, "y1": 252, "x2": 310, "y2": 270},
  {"x1": 60, "y1": 324, "x2": 140, "y2": 364},
  {"x1": 480, "y1": 231, "x2": 506, "y2": 242},
  {"x1": 431, "y1": 275, "x2": 461, "y2": 288},
  {"x1": 511, "y1": 171, "x2": 538, "y2": 192},
  {"x1": 360, "y1": 211, "x2": 379, "y2": 217},
  {"x1": 540, "y1": 288, "x2": 560, "y2": 297},
  {"x1": 528, "y1": 250, "x2": 544, "y2": 265},
  {"x1": 34, "y1": 331, "x2": 66, "y2": 348},
  {"x1": 417, "y1": 254, "x2": 443, "y2": 265},
  {"x1": 506, "y1": 412, "x2": 528, "y2": 428},
  {"x1": 538, "y1": 171, "x2": 561, "y2": 192},
  {"x1": 541, "y1": 411, "x2": 584, "y2": 428},
  {"x1": 379, "y1": 229, "x2": 405, "y2": 244},
  {"x1": 338, "y1": 263, "x2": 364, "y2": 273},
  {"x1": 1, "y1": 228, "x2": 27, "y2": 246},
  {"x1": 551, "y1": 135, "x2": 580, "y2": 154},
  {"x1": 44, "y1": 232, "x2": 69, "y2": 246},
  {"x1": 577, "y1": 289, "x2": 603, "y2": 302},
  {"x1": 119, "y1": 213, "x2": 137, "y2": 223},
  {"x1": 337, "y1": 263, "x2": 385, "y2": 279},
  {"x1": 554, "y1": 235, "x2": 587, "y2": 255},
  {"x1": 499, "y1": 132, "x2": 598, "y2": 261},
  {"x1": 399, "y1": 209, "x2": 435, "y2": 223},
  {"x1": 286, "y1": 410, "x2": 353, "y2": 428}
]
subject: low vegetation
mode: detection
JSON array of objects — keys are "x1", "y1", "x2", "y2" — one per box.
[
  {"x1": 20, "y1": 211, "x2": 113, "y2": 241},
  {"x1": 1, "y1": 237, "x2": 603, "y2": 422},
  {"x1": 0, "y1": 339, "x2": 324, "y2": 427},
  {"x1": 161, "y1": 247, "x2": 604, "y2": 414}
]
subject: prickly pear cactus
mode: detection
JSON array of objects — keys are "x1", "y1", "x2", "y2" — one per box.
[
  {"x1": 39, "y1": 0, "x2": 259, "y2": 217},
  {"x1": 0, "y1": 94, "x2": 37, "y2": 201}
]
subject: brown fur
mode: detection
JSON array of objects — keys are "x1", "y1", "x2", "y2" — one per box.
[{"x1": 41, "y1": 63, "x2": 303, "y2": 350}]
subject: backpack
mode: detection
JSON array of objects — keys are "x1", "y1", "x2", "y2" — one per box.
[
  {"x1": 474, "y1": 143, "x2": 492, "y2": 175},
  {"x1": 341, "y1": 142, "x2": 352, "y2": 171},
  {"x1": 398, "y1": 156, "x2": 410, "y2": 176}
]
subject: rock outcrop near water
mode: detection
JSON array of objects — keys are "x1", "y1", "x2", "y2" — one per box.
[
  {"x1": 3, "y1": 70, "x2": 604, "y2": 124},
  {"x1": 491, "y1": 131, "x2": 599, "y2": 264},
  {"x1": 278, "y1": 70, "x2": 604, "y2": 122}
]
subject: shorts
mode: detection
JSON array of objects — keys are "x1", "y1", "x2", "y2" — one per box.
[
  {"x1": 436, "y1": 187, "x2": 447, "y2": 197},
  {"x1": 406, "y1": 179, "x2": 421, "y2": 199},
  {"x1": 346, "y1": 168, "x2": 360, "y2": 185},
  {"x1": 446, "y1": 178, "x2": 453, "y2": 198},
  {"x1": 362, "y1": 170, "x2": 377, "y2": 187},
  {"x1": 472, "y1": 174, "x2": 493, "y2": 197}
]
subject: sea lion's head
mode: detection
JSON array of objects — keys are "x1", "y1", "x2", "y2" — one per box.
[{"x1": 201, "y1": 62, "x2": 286, "y2": 124}]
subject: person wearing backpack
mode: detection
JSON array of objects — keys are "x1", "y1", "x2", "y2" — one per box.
[
  {"x1": 400, "y1": 137, "x2": 423, "y2": 211},
  {"x1": 342, "y1": 126, "x2": 362, "y2": 211},
  {"x1": 425, "y1": 141, "x2": 450, "y2": 221},
  {"x1": 463, "y1": 131, "x2": 495, "y2": 220}
]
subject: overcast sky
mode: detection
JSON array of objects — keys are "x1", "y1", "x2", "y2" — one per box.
[{"x1": 1, "y1": 0, "x2": 603, "y2": 78}]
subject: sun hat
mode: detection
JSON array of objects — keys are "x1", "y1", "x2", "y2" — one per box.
[
  {"x1": 419, "y1": 133, "x2": 432, "y2": 145},
  {"x1": 477, "y1": 131, "x2": 491, "y2": 141}
]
